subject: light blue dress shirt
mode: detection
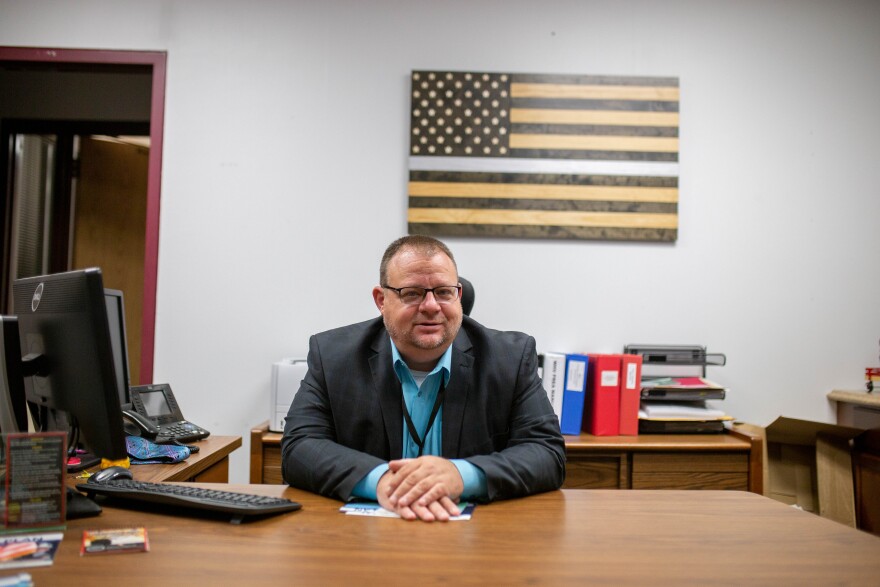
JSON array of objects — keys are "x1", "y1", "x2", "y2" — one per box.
[{"x1": 351, "y1": 342, "x2": 488, "y2": 501}]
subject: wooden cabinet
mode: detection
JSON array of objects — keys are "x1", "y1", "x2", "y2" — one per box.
[
  {"x1": 250, "y1": 422, "x2": 762, "y2": 493},
  {"x1": 250, "y1": 424, "x2": 284, "y2": 484},
  {"x1": 564, "y1": 428, "x2": 762, "y2": 492},
  {"x1": 829, "y1": 389, "x2": 880, "y2": 429},
  {"x1": 829, "y1": 390, "x2": 880, "y2": 536}
]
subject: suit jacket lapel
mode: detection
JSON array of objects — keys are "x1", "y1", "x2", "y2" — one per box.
[
  {"x1": 442, "y1": 328, "x2": 474, "y2": 457},
  {"x1": 369, "y1": 329, "x2": 403, "y2": 459}
]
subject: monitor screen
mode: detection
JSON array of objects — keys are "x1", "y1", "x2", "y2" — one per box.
[
  {"x1": 104, "y1": 289, "x2": 131, "y2": 408},
  {"x1": 12, "y1": 268, "x2": 128, "y2": 461}
]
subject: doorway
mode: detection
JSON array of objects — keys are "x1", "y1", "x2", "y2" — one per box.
[{"x1": 0, "y1": 47, "x2": 166, "y2": 384}]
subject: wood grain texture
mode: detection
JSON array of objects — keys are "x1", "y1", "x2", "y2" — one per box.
[
  {"x1": 408, "y1": 181, "x2": 678, "y2": 202},
  {"x1": 31, "y1": 487, "x2": 880, "y2": 585},
  {"x1": 408, "y1": 70, "x2": 679, "y2": 242},
  {"x1": 253, "y1": 423, "x2": 760, "y2": 493},
  {"x1": 70, "y1": 435, "x2": 242, "y2": 485}
]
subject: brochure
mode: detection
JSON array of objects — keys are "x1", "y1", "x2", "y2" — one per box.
[
  {"x1": 339, "y1": 501, "x2": 474, "y2": 520},
  {"x1": 81, "y1": 527, "x2": 150, "y2": 555},
  {"x1": 0, "y1": 533, "x2": 63, "y2": 569}
]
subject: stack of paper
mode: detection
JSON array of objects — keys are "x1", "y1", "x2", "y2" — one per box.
[
  {"x1": 639, "y1": 402, "x2": 731, "y2": 421},
  {"x1": 624, "y1": 344, "x2": 733, "y2": 433},
  {"x1": 640, "y1": 377, "x2": 727, "y2": 400}
]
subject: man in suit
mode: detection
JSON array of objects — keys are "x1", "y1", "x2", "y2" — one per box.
[{"x1": 281, "y1": 235, "x2": 565, "y2": 521}]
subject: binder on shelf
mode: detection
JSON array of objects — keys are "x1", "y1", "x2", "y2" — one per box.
[
  {"x1": 617, "y1": 354, "x2": 642, "y2": 436},
  {"x1": 540, "y1": 352, "x2": 566, "y2": 423},
  {"x1": 559, "y1": 354, "x2": 588, "y2": 435},
  {"x1": 584, "y1": 354, "x2": 621, "y2": 436}
]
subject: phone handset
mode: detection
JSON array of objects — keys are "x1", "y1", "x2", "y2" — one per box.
[{"x1": 122, "y1": 409, "x2": 160, "y2": 439}]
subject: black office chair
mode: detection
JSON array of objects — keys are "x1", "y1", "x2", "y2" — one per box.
[{"x1": 459, "y1": 276, "x2": 475, "y2": 316}]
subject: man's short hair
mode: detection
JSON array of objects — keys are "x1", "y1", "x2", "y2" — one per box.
[{"x1": 380, "y1": 235, "x2": 458, "y2": 284}]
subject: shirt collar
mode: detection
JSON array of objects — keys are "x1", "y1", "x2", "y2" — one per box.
[{"x1": 390, "y1": 340, "x2": 452, "y2": 385}]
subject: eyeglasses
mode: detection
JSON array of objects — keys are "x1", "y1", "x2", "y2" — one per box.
[{"x1": 381, "y1": 284, "x2": 461, "y2": 306}]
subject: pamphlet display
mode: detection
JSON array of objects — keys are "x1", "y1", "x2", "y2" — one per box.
[{"x1": 1, "y1": 432, "x2": 67, "y2": 531}]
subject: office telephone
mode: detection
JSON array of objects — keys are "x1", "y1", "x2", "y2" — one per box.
[{"x1": 123, "y1": 383, "x2": 210, "y2": 444}]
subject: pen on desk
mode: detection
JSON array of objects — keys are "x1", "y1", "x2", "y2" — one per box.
[{"x1": 0, "y1": 573, "x2": 33, "y2": 587}]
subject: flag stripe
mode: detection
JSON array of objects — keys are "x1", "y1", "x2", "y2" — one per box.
[
  {"x1": 409, "y1": 170, "x2": 678, "y2": 188},
  {"x1": 510, "y1": 108, "x2": 679, "y2": 126},
  {"x1": 511, "y1": 82, "x2": 679, "y2": 101},
  {"x1": 408, "y1": 208, "x2": 678, "y2": 229},
  {"x1": 508, "y1": 149, "x2": 678, "y2": 162},
  {"x1": 509, "y1": 133, "x2": 678, "y2": 153},
  {"x1": 511, "y1": 73, "x2": 679, "y2": 87},
  {"x1": 409, "y1": 223, "x2": 677, "y2": 242},
  {"x1": 512, "y1": 122, "x2": 679, "y2": 138},
  {"x1": 408, "y1": 181, "x2": 678, "y2": 203},
  {"x1": 409, "y1": 156, "x2": 680, "y2": 177},
  {"x1": 511, "y1": 97, "x2": 679, "y2": 112},
  {"x1": 409, "y1": 196, "x2": 677, "y2": 214}
]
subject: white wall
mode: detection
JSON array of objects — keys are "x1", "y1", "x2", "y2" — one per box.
[{"x1": 2, "y1": 0, "x2": 878, "y2": 484}]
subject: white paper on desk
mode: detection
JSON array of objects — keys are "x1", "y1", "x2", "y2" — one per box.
[
  {"x1": 639, "y1": 402, "x2": 730, "y2": 420},
  {"x1": 339, "y1": 502, "x2": 474, "y2": 521}
]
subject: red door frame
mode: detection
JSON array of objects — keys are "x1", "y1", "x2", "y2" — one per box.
[{"x1": 0, "y1": 46, "x2": 166, "y2": 384}]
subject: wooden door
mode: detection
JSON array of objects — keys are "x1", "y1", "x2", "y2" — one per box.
[{"x1": 72, "y1": 136, "x2": 147, "y2": 385}]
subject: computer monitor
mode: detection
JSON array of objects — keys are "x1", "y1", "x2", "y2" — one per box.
[
  {"x1": 11, "y1": 268, "x2": 128, "y2": 461},
  {"x1": 104, "y1": 288, "x2": 132, "y2": 409}
]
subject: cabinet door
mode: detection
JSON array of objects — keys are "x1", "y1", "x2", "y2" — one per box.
[
  {"x1": 632, "y1": 452, "x2": 748, "y2": 490},
  {"x1": 854, "y1": 451, "x2": 880, "y2": 535},
  {"x1": 563, "y1": 454, "x2": 628, "y2": 489}
]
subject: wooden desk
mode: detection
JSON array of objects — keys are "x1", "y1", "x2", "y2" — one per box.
[
  {"x1": 74, "y1": 436, "x2": 242, "y2": 484},
  {"x1": 250, "y1": 421, "x2": 762, "y2": 493},
  {"x1": 28, "y1": 487, "x2": 880, "y2": 585}
]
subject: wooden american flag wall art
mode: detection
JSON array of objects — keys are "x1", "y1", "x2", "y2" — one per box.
[{"x1": 407, "y1": 71, "x2": 680, "y2": 242}]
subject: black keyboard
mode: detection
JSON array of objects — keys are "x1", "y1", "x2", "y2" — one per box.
[{"x1": 76, "y1": 479, "x2": 302, "y2": 523}]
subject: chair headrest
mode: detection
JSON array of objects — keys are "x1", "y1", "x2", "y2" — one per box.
[{"x1": 459, "y1": 276, "x2": 475, "y2": 316}]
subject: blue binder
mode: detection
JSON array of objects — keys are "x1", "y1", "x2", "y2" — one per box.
[{"x1": 560, "y1": 353, "x2": 589, "y2": 435}]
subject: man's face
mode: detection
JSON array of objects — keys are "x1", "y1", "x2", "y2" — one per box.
[{"x1": 373, "y1": 249, "x2": 463, "y2": 371}]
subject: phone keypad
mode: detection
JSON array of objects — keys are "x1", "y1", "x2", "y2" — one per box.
[{"x1": 156, "y1": 421, "x2": 209, "y2": 443}]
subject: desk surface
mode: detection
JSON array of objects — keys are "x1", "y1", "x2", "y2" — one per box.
[
  {"x1": 27, "y1": 486, "x2": 880, "y2": 585},
  {"x1": 68, "y1": 435, "x2": 241, "y2": 484},
  {"x1": 129, "y1": 435, "x2": 241, "y2": 482}
]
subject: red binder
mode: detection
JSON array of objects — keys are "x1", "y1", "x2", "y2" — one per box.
[
  {"x1": 616, "y1": 354, "x2": 642, "y2": 436},
  {"x1": 584, "y1": 354, "x2": 621, "y2": 436}
]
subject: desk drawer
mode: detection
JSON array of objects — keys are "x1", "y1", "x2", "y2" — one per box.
[{"x1": 632, "y1": 452, "x2": 748, "y2": 490}]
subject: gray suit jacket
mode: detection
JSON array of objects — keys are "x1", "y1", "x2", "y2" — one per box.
[{"x1": 280, "y1": 316, "x2": 565, "y2": 502}]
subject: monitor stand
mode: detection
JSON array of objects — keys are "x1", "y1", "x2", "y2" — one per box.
[
  {"x1": 67, "y1": 487, "x2": 102, "y2": 519},
  {"x1": 66, "y1": 451, "x2": 103, "y2": 518}
]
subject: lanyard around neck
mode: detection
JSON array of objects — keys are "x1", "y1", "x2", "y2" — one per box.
[{"x1": 402, "y1": 381, "x2": 445, "y2": 458}]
